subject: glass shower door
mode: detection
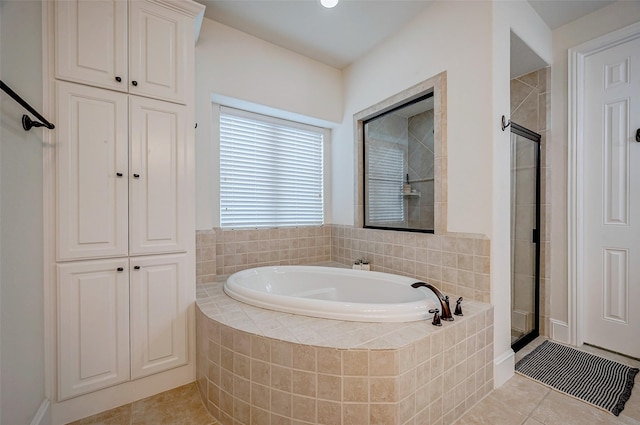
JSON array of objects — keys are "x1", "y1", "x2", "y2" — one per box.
[{"x1": 510, "y1": 123, "x2": 541, "y2": 352}]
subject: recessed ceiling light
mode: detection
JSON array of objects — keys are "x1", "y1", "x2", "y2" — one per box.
[{"x1": 320, "y1": 0, "x2": 339, "y2": 9}]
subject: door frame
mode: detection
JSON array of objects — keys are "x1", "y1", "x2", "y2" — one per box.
[{"x1": 568, "y1": 21, "x2": 640, "y2": 348}]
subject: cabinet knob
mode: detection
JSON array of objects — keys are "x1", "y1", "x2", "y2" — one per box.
[
  {"x1": 134, "y1": 266, "x2": 141, "y2": 270},
  {"x1": 133, "y1": 173, "x2": 140, "y2": 178},
  {"x1": 115, "y1": 76, "x2": 122, "y2": 83},
  {"x1": 117, "y1": 267, "x2": 124, "y2": 272},
  {"x1": 116, "y1": 172, "x2": 123, "y2": 177},
  {"x1": 131, "y1": 80, "x2": 138, "y2": 86}
]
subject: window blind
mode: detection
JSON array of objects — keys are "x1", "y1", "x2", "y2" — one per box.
[
  {"x1": 366, "y1": 145, "x2": 404, "y2": 223},
  {"x1": 220, "y1": 107, "x2": 324, "y2": 229}
]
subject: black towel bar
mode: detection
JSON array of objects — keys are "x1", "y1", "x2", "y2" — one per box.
[{"x1": 0, "y1": 80, "x2": 55, "y2": 131}]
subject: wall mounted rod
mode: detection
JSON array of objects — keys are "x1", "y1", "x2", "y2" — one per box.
[{"x1": 0, "y1": 80, "x2": 55, "y2": 131}]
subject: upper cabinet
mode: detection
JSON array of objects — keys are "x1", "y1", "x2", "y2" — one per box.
[
  {"x1": 55, "y1": 0, "x2": 201, "y2": 105},
  {"x1": 55, "y1": 0, "x2": 128, "y2": 93}
]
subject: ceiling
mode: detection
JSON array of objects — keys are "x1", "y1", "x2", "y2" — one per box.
[{"x1": 196, "y1": 0, "x2": 618, "y2": 70}]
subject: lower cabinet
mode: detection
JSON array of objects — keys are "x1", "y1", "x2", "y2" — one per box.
[
  {"x1": 130, "y1": 254, "x2": 188, "y2": 379},
  {"x1": 57, "y1": 254, "x2": 188, "y2": 400}
]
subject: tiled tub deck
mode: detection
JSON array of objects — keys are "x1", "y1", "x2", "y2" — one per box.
[{"x1": 196, "y1": 282, "x2": 494, "y2": 425}]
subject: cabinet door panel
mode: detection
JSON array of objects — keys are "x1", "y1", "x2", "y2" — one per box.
[
  {"x1": 129, "y1": 96, "x2": 187, "y2": 255},
  {"x1": 129, "y1": 1, "x2": 188, "y2": 104},
  {"x1": 58, "y1": 259, "x2": 130, "y2": 400},
  {"x1": 55, "y1": 0, "x2": 128, "y2": 91},
  {"x1": 130, "y1": 254, "x2": 188, "y2": 379},
  {"x1": 57, "y1": 82, "x2": 128, "y2": 260}
]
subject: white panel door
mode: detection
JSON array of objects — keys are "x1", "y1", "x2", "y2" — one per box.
[
  {"x1": 130, "y1": 254, "x2": 188, "y2": 379},
  {"x1": 128, "y1": 0, "x2": 188, "y2": 104},
  {"x1": 58, "y1": 259, "x2": 130, "y2": 400},
  {"x1": 129, "y1": 96, "x2": 187, "y2": 255},
  {"x1": 583, "y1": 36, "x2": 640, "y2": 358},
  {"x1": 56, "y1": 82, "x2": 128, "y2": 261},
  {"x1": 55, "y1": 0, "x2": 128, "y2": 92}
]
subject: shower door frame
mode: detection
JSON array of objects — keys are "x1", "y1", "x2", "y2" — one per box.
[{"x1": 510, "y1": 122, "x2": 542, "y2": 353}]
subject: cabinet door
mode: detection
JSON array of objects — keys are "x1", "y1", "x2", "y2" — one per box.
[
  {"x1": 58, "y1": 259, "x2": 130, "y2": 400},
  {"x1": 56, "y1": 82, "x2": 128, "y2": 261},
  {"x1": 129, "y1": 96, "x2": 187, "y2": 255},
  {"x1": 129, "y1": 0, "x2": 189, "y2": 104},
  {"x1": 55, "y1": 0, "x2": 128, "y2": 92},
  {"x1": 130, "y1": 254, "x2": 188, "y2": 379}
]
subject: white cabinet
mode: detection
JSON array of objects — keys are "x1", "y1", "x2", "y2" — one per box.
[
  {"x1": 57, "y1": 255, "x2": 189, "y2": 398},
  {"x1": 130, "y1": 96, "x2": 187, "y2": 255},
  {"x1": 128, "y1": 0, "x2": 189, "y2": 104},
  {"x1": 56, "y1": 81, "x2": 129, "y2": 261},
  {"x1": 55, "y1": 0, "x2": 193, "y2": 104},
  {"x1": 51, "y1": 0, "x2": 201, "y2": 405},
  {"x1": 130, "y1": 254, "x2": 189, "y2": 379},
  {"x1": 58, "y1": 259, "x2": 130, "y2": 400},
  {"x1": 56, "y1": 83, "x2": 187, "y2": 260},
  {"x1": 55, "y1": 0, "x2": 128, "y2": 92}
]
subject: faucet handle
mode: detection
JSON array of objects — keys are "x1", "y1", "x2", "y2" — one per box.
[
  {"x1": 442, "y1": 296, "x2": 454, "y2": 321},
  {"x1": 428, "y1": 308, "x2": 442, "y2": 326},
  {"x1": 454, "y1": 297, "x2": 463, "y2": 316}
]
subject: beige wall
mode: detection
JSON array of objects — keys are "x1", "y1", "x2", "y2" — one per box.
[
  {"x1": 0, "y1": 1, "x2": 48, "y2": 424},
  {"x1": 549, "y1": 2, "x2": 640, "y2": 330}
]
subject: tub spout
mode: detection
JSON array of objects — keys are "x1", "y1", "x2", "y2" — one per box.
[{"x1": 411, "y1": 282, "x2": 454, "y2": 321}]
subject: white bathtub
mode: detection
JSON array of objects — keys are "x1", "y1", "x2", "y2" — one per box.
[{"x1": 223, "y1": 266, "x2": 441, "y2": 322}]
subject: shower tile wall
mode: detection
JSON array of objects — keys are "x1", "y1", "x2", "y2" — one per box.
[
  {"x1": 510, "y1": 67, "x2": 551, "y2": 336},
  {"x1": 407, "y1": 110, "x2": 435, "y2": 229},
  {"x1": 196, "y1": 226, "x2": 490, "y2": 303}
]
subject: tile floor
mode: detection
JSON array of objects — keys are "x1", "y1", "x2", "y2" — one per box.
[
  {"x1": 454, "y1": 337, "x2": 640, "y2": 425},
  {"x1": 70, "y1": 337, "x2": 640, "y2": 425},
  {"x1": 67, "y1": 383, "x2": 215, "y2": 425}
]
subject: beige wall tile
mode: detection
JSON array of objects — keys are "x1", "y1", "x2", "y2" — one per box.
[
  {"x1": 293, "y1": 345, "x2": 316, "y2": 372},
  {"x1": 317, "y1": 400, "x2": 342, "y2": 425},
  {"x1": 370, "y1": 403, "x2": 398, "y2": 425},
  {"x1": 317, "y1": 374, "x2": 342, "y2": 401},
  {"x1": 343, "y1": 350, "x2": 368, "y2": 376},
  {"x1": 343, "y1": 403, "x2": 369, "y2": 425},
  {"x1": 292, "y1": 370, "x2": 317, "y2": 398},
  {"x1": 344, "y1": 377, "x2": 369, "y2": 402}
]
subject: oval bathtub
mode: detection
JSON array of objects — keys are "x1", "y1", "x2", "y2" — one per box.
[{"x1": 223, "y1": 266, "x2": 441, "y2": 322}]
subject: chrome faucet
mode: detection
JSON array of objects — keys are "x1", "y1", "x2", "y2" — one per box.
[{"x1": 411, "y1": 282, "x2": 454, "y2": 321}]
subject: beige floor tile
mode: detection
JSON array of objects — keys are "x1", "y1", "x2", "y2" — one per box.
[
  {"x1": 622, "y1": 386, "x2": 640, "y2": 422},
  {"x1": 67, "y1": 405, "x2": 132, "y2": 425},
  {"x1": 530, "y1": 390, "x2": 629, "y2": 425},
  {"x1": 491, "y1": 374, "x2": 549, "y2": 416},
  {"x1": 130, "y1": 383, "x2": 215, "y2": 425},
  {"x1": 523, "y1": 419, "x2": 544, "y2": 425},
  {"x1": 453, "y1": 394, "x2": 527, "y2": 425}
]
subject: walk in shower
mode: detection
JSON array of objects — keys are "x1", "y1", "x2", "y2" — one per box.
[{"x1": 510, "y1": 122, "x2": 541, "y2": 352}]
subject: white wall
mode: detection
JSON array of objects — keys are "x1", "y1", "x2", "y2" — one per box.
[
  {"x1": 0, "y1": 1, "x2": 48, "y2": 424},
  {"x1": 194, "y1": 18, "x2": 343, "y2": 230},
  {"x1": 550, "y1": 2, "x2": 640, "y2": 328}
]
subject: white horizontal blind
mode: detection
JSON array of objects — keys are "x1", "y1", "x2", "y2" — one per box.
[
  {"x1": 220, "y1": 108, "x2": 324, "y2": 229},
  {"x1": 367, "y1": 145, "x2": 404, "y2": 223}
]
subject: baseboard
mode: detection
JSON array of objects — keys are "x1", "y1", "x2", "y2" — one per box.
[
  {"x1": 550, "y1": 319, "x2": 569, "y2": 344},
  {"x1": 493, "y1": 349, "x2": 515, "y2": 387},
  {"x1": 31, "y1": 399, "x2": 51, "y2": 425}
]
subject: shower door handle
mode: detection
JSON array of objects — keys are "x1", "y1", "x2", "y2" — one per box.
[
  {"x1": 635, "y1": 128, "x2": 640, "y2": 142},
  {"x1": 532, "y1": 228, "x2": 539, "y2": 243}
]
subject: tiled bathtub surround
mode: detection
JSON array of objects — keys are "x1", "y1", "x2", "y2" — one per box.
[
  {"x1": 197, "y1": 226, "x2": 491, "y2": 303},
  {"x1": 196, "y1": 283, "x2": 494, "y2": 425},
  {"x1": 331, "y1": 226, "x2": 490, "y2": 303},
  {"x1": 212, "y1": 227, "x2": 331, "y2": 282}
]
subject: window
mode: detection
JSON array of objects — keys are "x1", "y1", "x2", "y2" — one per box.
[
  {"x1": 366, "y1": 145, "x2": 404, "y2": 223},
  {"x1": 220, "y1": 107, "x2": 324, "y2": 229}
]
